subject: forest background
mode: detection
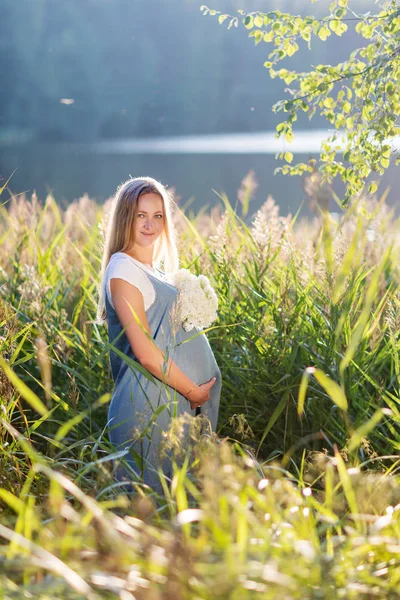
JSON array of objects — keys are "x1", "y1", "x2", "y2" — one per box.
[{"x1": 1, "y1": 0, "x2": 375, "y2": 143}]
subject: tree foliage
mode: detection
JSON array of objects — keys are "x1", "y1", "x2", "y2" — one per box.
[{"x1": 202, "y1": 1, "x2": 400, "y2": 204}]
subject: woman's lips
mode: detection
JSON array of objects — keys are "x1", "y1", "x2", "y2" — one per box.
[{"x1": 141, "y1": 232, "x2": 154, "y2": 236}]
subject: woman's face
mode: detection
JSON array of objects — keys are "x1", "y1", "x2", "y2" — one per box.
[{"x1": 133, "y1": 192, "x2": 165, "y2": 247}]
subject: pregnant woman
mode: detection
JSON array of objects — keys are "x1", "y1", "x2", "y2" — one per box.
[{"x1": 96, "y1": 177, "x2": 221, "y2": 493}]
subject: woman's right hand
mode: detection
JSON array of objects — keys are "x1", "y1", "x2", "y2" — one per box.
[{"x1": 188, "y1": 376, "x2": 216, "y2": 410}]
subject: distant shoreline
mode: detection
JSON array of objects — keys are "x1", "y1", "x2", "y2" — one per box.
[
  {"x1": 0, "y1": 130, "x2": 338, "y2": 154},
  {"x1": 2, "y1": 130, "x2": 400, "y2": 155}
]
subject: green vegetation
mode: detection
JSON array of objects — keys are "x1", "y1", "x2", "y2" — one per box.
[
  {"x1": 203, "y1": 0, "x2": 400, "y2": 202},
  {"x1": 1, "y1": 185, "x2": 399, "y2": 597}
]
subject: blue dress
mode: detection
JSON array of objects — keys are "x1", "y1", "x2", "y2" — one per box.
[{"x1": 105, "y1": 257, "x2": 221, "y2": 492}]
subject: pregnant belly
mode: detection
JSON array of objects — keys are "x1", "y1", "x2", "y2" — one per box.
[{"x1": 171, "y1": 328, "x2": 220, "y2": 385}]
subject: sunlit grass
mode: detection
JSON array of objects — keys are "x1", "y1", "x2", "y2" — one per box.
[{"x1": 1, "y1": 184, "x2": 400, "y2": 597}]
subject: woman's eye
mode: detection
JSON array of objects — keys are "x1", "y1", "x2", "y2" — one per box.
[{"x1": 137, "y1": 214, "x2": 163, "y2": 219}]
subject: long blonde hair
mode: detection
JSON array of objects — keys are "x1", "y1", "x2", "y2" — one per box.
[{"x1": 96, "y1": 176, "x2": 179, "y2": 323}]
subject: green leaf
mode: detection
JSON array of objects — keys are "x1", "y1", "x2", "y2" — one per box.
[
  {"x1": 284, "y1": 100, "x2": 295, "y2": 111},
  {"x1": 0, "y1": 169, "x2": 17, "y2": 196},
  {"x1": 244, "y1": 15, "x2": 253, "y2": 29},
  {"x1": 253, "y1": 31, "x2": 263, "y2": 44},
  {"x1": 306, "y1": 367, "x2": 348, "y2": 411},
  {"x1": 285, "y1": 130, "x2": 294, "y2": 143},
  {"x1": 0, "y1": 357, "x2": 48, "y2": 416},
  {"x1": 330, "y1": 20, "x2": 348, "y2": 36},
  {"x1": 334, "y1": 449, "x2": 361, "y2": 531},
  {"x1": 257, "y1": 392, "x2": 289, "y2": 454},
  {"x1": 286, "y1": 42, "x2": 299, "y2": 57},
  {"x1": 342, "y1": 101, "x2": 351, "y2": 114},
  {"x1": 380, "y1": 157, "x2": 390, "y2": 169},
  {"x1": 340, "y1": 247, "x2": 391, "y2": 374},
  {"x1": 284, "y1": 151, "x2": 294, "y2": 163},
  {"x1": 323, "y1": 97, "x2": 335, "y2": 109},
  {"x1": 318, "y1": 26, "x2": 330, "y2": 41},
  {"x1": 55, "y1": 413, "x2": 87, "y2": 442},
  {"x1": 368, "y1": 181, "x2": 378, "y2": 194},
  {"x1": 298, "y1": 369, "x2": 311, "y2": 417},
  {"x1": 227, "y1": 17, "x2": 238, "y2": 30},
  {"x1": 0, "y1": 489, "x2": 25, "y2": 514},
  {"x1": 348, "y1": 409, "x2": 392, "y2": 452}
]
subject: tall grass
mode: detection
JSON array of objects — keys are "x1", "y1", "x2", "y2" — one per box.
[
  {"x1": 0, "y1": 420, "x2": 399, "y2": 598},
  {"x1": 0, "y1": 184, "x2": 400, "y2": 597}
]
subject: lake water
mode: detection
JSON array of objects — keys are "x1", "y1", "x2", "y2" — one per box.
[{"x1": 1, "y1": 131, "x2": 399, "y2": 218}]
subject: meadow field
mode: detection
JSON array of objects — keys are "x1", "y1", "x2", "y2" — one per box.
[{"x1": 0, "y1": 181, "x2": 399, "y2": 598}]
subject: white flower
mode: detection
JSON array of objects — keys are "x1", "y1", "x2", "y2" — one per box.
[{"x1": 167, "y1": 269, "x2": 218, "y2": 332}]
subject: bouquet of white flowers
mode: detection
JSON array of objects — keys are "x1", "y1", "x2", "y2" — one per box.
[{"x1": 167, "y1": 269, "x2": 218, "y2": 332}]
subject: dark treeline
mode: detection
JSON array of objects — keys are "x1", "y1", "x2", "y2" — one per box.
[{"x1": 1, "y1": 0, "x2": 373, "y2": 142}]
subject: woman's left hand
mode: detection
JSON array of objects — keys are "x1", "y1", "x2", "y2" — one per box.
[{"x1": 188, "y1": 377, "x2": 216, "y2": 410}]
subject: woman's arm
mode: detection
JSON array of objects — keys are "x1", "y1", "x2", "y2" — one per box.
[{"x1": 110, "y1": 278, "x2": 214, "y2": 405}]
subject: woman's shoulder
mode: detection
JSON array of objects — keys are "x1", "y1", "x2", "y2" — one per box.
[
  {"x1": 104, "y1": 252, "x2": 156, "y2": 310},
  {"x1": 108, "y1": 251, "x2": 132, "y2": 264},
  {"x1": 105, "y1": 252, "x2": 152, "y2": 283},
  {"x1": 107, "y1": 252, "x2": 140, "y2": 272}
]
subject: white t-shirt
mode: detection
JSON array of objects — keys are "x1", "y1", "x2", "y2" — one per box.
[{"x1": 104, "y1": 252, "x2": 166, "y2": 312}]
